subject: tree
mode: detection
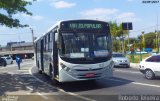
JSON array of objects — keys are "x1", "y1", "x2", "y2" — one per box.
[
  {"x1": 0, "y1": 0, "x2": 35, "y2": 28},
  {"x1": 109, "y1": 21, "x2": 129, "y2": 52}
]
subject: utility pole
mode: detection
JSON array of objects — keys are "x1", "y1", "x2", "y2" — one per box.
[
  {"x1": 122, "y1": 32, "x2": 125, "y2": 54},
  {"x1": 30, "y1": 27, "x2": 35, "y2": 65},
  {"x1": 128, "y1": 30, "x2": 130, "y2": 52},
  {"x1": 142, "y1": 31, "x2": 145, "y2": 50},
  {"x1": 30, "y1": 28, "x2": 34, "y2": 47}
]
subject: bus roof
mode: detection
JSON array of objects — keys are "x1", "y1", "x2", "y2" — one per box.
[
  {"x1": 35, "y1": 19, "x2": 109, "y2": 42},
  {"x1": 45, "y1": 19, "x2": 109, "y2": 34}
]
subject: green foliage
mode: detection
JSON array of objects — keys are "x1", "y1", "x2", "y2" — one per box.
[
  {"x1": 109, "y1": 21, "x2": 119, "y2": 38},
  {"x1": 109, "y1": 21, "x2": 160, "y2": 52},
  {"x1": 109, "y1": 21, "x2": 129, "y2": 52},
  {"x1": 113, "y1": 40, "x2": 121, "y2": 52},
  {"x1": 137, "y1": 32, "x2": 160, "y2": 49},
  {"x1": 0, "y1": 0, "x2": 35, "y2": 28},
  {"x1": 126, "y1": 54, "x2": 150, "y2": 63}
]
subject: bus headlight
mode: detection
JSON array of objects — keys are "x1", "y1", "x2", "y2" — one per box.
[
  {"x1": 108, "y1": 61, "x2": 114, "y2": 69},
  {"x1": 60, "y1": 63, "x2": 70, "y2": 72},
  {"x1": 103, "y1": 61, "x2": 113, "y2": 69}
]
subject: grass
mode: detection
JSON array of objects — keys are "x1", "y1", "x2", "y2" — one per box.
[{"x1": 126, "y1": 54, "x2": 151, "y2": 63}]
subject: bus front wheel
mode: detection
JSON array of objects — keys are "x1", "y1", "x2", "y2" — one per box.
[
  {"x1": 49, "y1": 65, "x2": 60, "y2": 85},
  {"x1": 38, "y1": 62, "x2": 43, "y2": 74}
]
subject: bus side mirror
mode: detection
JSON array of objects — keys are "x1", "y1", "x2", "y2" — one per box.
[
  {"x1": 54, "y1": 32, "x2": 60, "y2": 49},
  {"x1": 55, "y1": 33, "x2": 58, "y2": 42}
]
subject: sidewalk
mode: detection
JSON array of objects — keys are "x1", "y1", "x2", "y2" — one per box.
[{"x1": 130, "y1": 63, "x2": 139, "y2": 69}]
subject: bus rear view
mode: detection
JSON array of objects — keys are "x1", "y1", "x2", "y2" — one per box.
[{"x1": 35, "y1": 20, "x2": 113, "y2": 83}]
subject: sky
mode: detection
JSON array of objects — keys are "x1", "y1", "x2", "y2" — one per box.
[{"x1": 0, "y1": 0, "x2": 160, "y2": 46}]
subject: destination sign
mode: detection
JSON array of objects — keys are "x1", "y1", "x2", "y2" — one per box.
[
  {"x1": 69, "y1": 23, "x2": 102, "y2": 29},
  {"x1": 60, "y1": 20, "x2": 109, "y2": 31}
]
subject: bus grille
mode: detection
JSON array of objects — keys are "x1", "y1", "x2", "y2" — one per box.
[
  {"x1": 77, "y1": 73, "x2": 101, "y2": 79},
  {"x1": 75, "y1": 68, "x2": 103, "y2": 71}
]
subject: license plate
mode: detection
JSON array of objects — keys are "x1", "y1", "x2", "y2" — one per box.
[{"x1": 85, "y1": 73, "x2": 95, "y2": 77}]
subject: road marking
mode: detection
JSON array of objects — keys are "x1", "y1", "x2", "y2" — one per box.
[
  {"x1": 58, "y1": 88, "x2": 96, "y2": 101},
  {"x1": 8, "y1": 72, "x2": 14, "y2": 75},
  {"x1": 16, "y1": 70, "x2": 29, "y2": 72},
  {"x1": 19, "y1": 81, "x2": 24, "y2": 85},
  {"x1": 106, "y1": 78, "x2": 160, "y2": 88},
  {"x1": 115, "y1": 69, "x2": 140, "y2": 74},
  {"x1": 132, "y1": 82, "x2": 160, "y2": 88},
  {"x1": 37, "y1": 92, "x2": 49, "y2": 100},
  {"x1": 26, "y1": 86, "x2": 33, "y2": 91},
  {"x1": 29, "y1": 66, "x2": 96, "y2": 101},
  {"x1": 0, "y1": 67, "x2": 6, "y2": 69},
  {"x1": 26, "y1": 86, "x2": 49, "y2": 100}
]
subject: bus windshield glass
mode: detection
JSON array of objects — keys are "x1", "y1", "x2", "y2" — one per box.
[{"x1": 60, "y1": 32, "x2": 111, "y2": 58}]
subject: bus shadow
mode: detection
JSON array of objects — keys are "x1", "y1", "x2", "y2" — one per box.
[
  {"x1": 57, "y1": 77, "x2": 134, "y2": 92},
  {"x1": 33, "y1": 71, "x2": 135, "y2": 93},
  {"x1": 153, "y1": 76, "x2": 160, "y2": 80}
]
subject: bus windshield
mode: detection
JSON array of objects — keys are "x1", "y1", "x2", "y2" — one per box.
[{"x1": 59, "y1": 32, "x2": 111, "y2": 58}]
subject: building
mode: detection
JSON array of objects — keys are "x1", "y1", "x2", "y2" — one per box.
[
  {"x1": 0, "y1": 42, "x2": 34, "y2": 59},
  {"x1": 11, "y1": 42, "x2": 33, "y2": 51}
]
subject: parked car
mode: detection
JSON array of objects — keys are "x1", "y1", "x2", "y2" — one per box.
[
  {"x1": 112, "y1": 53, "x2": 130, "y2": 68},
  {"x1": 135, "y1": 51, "x2": 147, "y2": 54},
  {"x1": 0, "y1": 57, "x2": 7, "y2": 67},
  {"x1": 150, "y1": 52, "x2": 158, "y2": 55},
  {"x1": 139, "y1": 54, "x2": 160, "y2": 80},
  {"x1": 1, "y1": 56, "x2": 13, "y2": 65}
]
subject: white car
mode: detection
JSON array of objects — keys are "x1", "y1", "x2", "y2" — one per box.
[
  {"x1": 139, "y1": 54, "x2": 160, "y2": 80},
  {"x1": 1, "y1": 56, "x2": 13, "y2": 65},
  {"x1": 112, "y1": 53, "x2": 130, "y2": 68}
]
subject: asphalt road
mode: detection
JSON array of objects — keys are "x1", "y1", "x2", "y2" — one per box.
[{"x1": 1, "y1": 60, "x2": 160, "y2": 101}]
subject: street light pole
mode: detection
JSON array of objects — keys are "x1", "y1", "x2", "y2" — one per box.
[
  {"x1": 30, "y1": 27, "x2": 35, "y2": 65},
  {"x1": 155, "y1": 30, "x2": 159, "y2": 53},
  {"x1": 122, "y1": 32, "x2": 125, "y2": 54},
  {"x1": 142, "y1": 31, "x2": 145, "y2": 50},
  {"x1": 30, "y1": 28, "x2": 34, "y2": 47}
]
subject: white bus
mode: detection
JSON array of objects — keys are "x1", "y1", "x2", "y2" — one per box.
[{"x1": 35, "y1": 20, "x2": 113, "y2": 83}]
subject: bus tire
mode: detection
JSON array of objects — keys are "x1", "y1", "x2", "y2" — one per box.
[
  {"x1": 49, "y1": 64, "x2": 60, "y2": 85},
  {"x1": 38, "y1": 70, "x2": 43, "y2": 74},
  {"x1": 38, "y1": 62, "x2": 43, "y2": 74}
]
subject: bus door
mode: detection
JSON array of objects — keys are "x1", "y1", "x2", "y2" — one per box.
[
  {"x1": 53, "y1": 32, "x2": 59, "y2": 77},
  {"x1": 41, "y1": 39, "x2": 44, "y2": 71}
]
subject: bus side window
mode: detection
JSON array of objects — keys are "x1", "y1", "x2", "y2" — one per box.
[
  {"x1": 48, "y1": 33, "x2": 52, "y2": 52},
  {"x1": 53, "y1": 32, "x2": 58, "y2": 54}
]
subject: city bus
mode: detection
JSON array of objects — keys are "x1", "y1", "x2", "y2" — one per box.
[{"x1": 35, "y1": 20, "x2": 113, "y2": 83}]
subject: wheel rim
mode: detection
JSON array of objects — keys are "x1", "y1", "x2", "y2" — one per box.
[{"x1": 145, "y1": 70, "x2": 153, "y2": 79}]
